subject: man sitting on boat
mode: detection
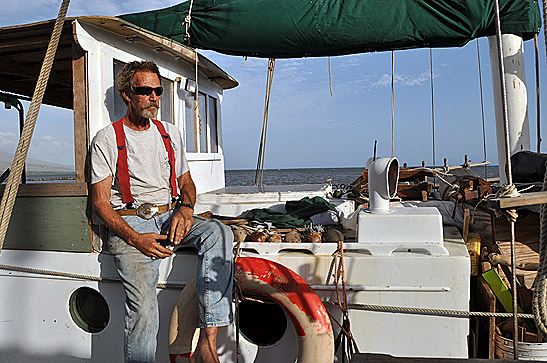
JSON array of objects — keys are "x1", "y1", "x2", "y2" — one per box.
[{"x1": 90, "y1": 60, "x2": 233, "y2": 363}]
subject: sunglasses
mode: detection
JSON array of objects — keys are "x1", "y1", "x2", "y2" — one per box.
[{"x1": 131, "y1": 86, "x2": 164, "y2": 96}]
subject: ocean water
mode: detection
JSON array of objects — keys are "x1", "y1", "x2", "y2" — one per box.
[
  {"x1": 226, "y1": 165, "x2": 500, "y2": 187},
  {"x1": 225, "y1": 168, "x2": 364, "y2": 187},
  {"x1": 20, "y1": 166, "x2": 500, "y2": 186}
]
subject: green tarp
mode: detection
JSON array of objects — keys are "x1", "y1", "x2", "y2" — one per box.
[
  {"x1": 245, "y1": 196, "x2": 337, "y2": 228},
  {"x1": 119, "y1": 0, "x2": 541, "y2": 58}
]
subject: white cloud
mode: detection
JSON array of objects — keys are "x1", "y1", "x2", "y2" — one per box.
[
  {"x1": 371, "y1": 71, "x2": 431, "y2": 88},
  {"x1": 0, "y1": 131, "x2": 17, "y2": 149}
]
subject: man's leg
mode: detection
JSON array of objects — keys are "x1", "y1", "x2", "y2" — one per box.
[
  {"x1": 169, "y1": 215, "x2": 234, "y2": 361},
  {"x1": 189, "y1": 327, "x2": 219, "y2": 363},
  {"x1": 108, "y1": 216, "x2": 162, "y2": 363}
]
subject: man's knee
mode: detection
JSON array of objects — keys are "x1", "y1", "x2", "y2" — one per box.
[{"x1": 203, "y1": 220, "x2": 233, "y2": 242}]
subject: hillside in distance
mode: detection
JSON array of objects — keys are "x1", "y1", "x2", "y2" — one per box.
[{"x1": 0, "y1": 150, "x2": 73, "y2": 173}]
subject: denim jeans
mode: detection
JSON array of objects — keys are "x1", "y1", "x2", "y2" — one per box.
[{"x1": 107, "y1": 210, "x2": 234, "y2": 363}]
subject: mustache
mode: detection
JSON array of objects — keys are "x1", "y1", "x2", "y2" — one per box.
[{"x1": 144, "y1": 102, "x2": 159, "y2": 109}]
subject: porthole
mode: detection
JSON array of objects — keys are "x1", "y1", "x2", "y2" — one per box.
[
  {"x1": 69, "y1": 287, "x2": 110, "y2": 333},
  {"x1": 238, "y1": 296, "x2": 287, "y2": 346}
]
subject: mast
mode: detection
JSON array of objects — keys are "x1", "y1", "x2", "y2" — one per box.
[{"x1": 488, "y1": 34, "x2": 531, "y2": 184}]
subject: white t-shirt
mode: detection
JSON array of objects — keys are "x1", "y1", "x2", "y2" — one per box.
[{"x1": 90, "y1": 120, "x2": 190, "y2": 209}]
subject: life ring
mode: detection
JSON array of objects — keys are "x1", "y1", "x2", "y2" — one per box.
[{"x1": 168, "y1": 256, "x2": 334, "y2": 362}]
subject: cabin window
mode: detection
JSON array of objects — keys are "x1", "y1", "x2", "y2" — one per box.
[
  {"x1": 0, "y1": 97, "x2": 76, "y2": 184},
  {"x1": 208, "y1": 97, "x2": 218, "y2": 153},
  {"x1": 183, "y1": 90, "x2": 219, "y2": 154},
  {"x1": 198, "y1": 93, "x2": 208, "y2": 153},
  {"x1": 113, "y1": 60, "x2": 126, "y2": 121},
  {"x1": 112, "y1": 60, "x2": 174, "y2": 124},
  {"x1": 160, "y1": 78, "x2": 173, "y2": 124},
  {"x1": 184, "y1": 90, "x2": 197, "y2": 152}
]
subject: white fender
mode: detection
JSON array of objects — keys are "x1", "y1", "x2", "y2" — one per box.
[{"x1": 168, "y1": 257, "x2": 334, "y2": 362}]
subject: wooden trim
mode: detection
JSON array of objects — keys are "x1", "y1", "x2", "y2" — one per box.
[
  {"x1": 487, "y1": 191, "x2": 547, "y2": 210},
  {"x1": 72, "y1": 25, "x2": 88, "y2": 183},
  {"x1": 76, "y1": 16, "x2": 238, "y2": 89},
  {"x1": 0, "y1": 182, "x2": 88, "y2": 197}
]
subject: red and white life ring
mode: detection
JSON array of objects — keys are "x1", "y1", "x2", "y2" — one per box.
[{"x1": 168, "y1": 256, "x2": 334, "y2": 362}]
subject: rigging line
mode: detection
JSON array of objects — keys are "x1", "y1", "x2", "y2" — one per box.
[
  {"x1": 254, "y1": 59, "x2": 276, "y2": 187},
  {"x1": 493, "y1": 0, "x2": 518, "y2": 357},
  {"x1": 535, "y1": 34, "x2": 541, "y2": 152},
  {"x1": 0, "y1": 264, "x2": 184, "y2": 290},
  {"x1": 255, "y1": 62, "x2": 269, "y2": 185},
  {"x1": 429, "y1": 48, "x2": 438, "y2": 194},
  {"x1": 476, "y1": 39, "x2": 488, "y2": 180},
  {"x1": 194, "y1": 51, "x2": 202, "y2": 153},
  {"x1": 322, "y1": 301, "x2": 535, "y2": 319},
  {"x1": 0, "y1": 0, "x2": 71, "y2": 253},
  {"x1": 183, "y1": 0, "x2": 196, "y2": 44},
  {"x1": 391, "y1": 51, "x2": 395, "y2": 158},
  {"x1": 260, "y1": 59, "x2": 276, "y2": 186},
  {"x1": 328, "y1": 57, "x2": 334, "y2": 97},
  {"x1": 429, "y1": 48, "x2": 436, "y2": 170},
  {"x1": 544, "y1": 0, "x2": 547, "y2": 63}
]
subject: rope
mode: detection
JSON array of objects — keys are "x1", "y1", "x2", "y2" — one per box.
[
  {"x1": 476, "y1": 39, "x2": 488, "y2": 179},
  {"x1": 429, "y1": 48, "x2": 436, "y2": 170},
  {"x1": 493, "y1": 1, "x2": 518, "y2": 355},
  {"x1": 328, "y1": 57, "x2": 334, "y2": 97},
  {"x1": 182, "y1": 0, "x2": 196, "y2": 44},
  {"x1": 533, "y1": 164, "x2": 547, "y2": 338},
  {"x1": 543, "y1": 0, "x2": 547, "y2": 65},
  {"x1": 494, "y1": 184, "x2": 520, "y2": 222},
  {"x1": 391, "y1": 51, "x2": 395, "y2": 158},
  {"x1": 0, "y1": 263, "x2": 184, "y2": 290},
  {"x1": 332, "y1": 242, "x2": 359, "y2": 361},
  {"x1": 323, "y1": 301, "x2": 534, "y2": 319},
  {"x1": 254, "y1": 58, "x2": 276, "y2": 187},
  {"x1": 0, "y1": 0, "x2": 71, "y2": 254},
  {"x1": 193, "y1": 51, "x2": 202, "y2": 152},
  {"x1": 535, "y1": 34, "x2": 541, "y2": 152},
  {"x1": 6, "y1": 260, "x2": 534, "y2": 320}
]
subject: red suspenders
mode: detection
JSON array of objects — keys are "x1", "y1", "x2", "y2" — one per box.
[
  {"x1": 112, "y1": 118, "x2": 178, "y2": 206},
  {"x1": 151, "y1": 119, "x2": 178, "y2": 199}
]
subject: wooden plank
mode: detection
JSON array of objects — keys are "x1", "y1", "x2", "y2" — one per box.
[
  {"x1": 463, "y1": 208, "x2": 470, "y2": 242},
  {"x1": 494, "y1": 214, "x2": 539, "y2": 289},
  {"x1": 477, "y1": 275, "x2": 497, "y2": 359},
  {"x1": 0, "y1": 182, "x2": 87, "y2": 197},
  {"x1": 487, "y1": 191, "x2": 547, "y2": 210},
  {"x1": 2, "y1": 196, "x2": 92, "y2": 252},
  {"x1": 72, "y1": 30, "x2": 88, "y2": 183}
]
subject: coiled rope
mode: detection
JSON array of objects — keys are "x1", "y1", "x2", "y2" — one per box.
[{"x1": 0, "y1": 0, "x2": 71, "y2": 254}]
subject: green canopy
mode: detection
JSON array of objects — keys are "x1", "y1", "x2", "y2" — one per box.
[{"x1": 119, "y1": 0, "x2": 541, "y2": 58}]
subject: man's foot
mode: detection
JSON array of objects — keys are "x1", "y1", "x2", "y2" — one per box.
[{"x1": 189, "y1": 327, "x2": 220, "y2": 363}]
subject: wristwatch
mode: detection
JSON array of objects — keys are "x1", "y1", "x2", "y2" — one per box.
[{"x1": 176, "y1": 201, "x2": 194, "y2": 210}]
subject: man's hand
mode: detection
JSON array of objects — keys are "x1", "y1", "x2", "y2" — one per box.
[
  {"x1": 169, "y1": 206, "x2": 194, "y2": 245},
  {"x1": 129, "y1": 233, "x2": 173, "y2": 259}
]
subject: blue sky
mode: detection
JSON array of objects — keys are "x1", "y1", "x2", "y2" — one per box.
[{"x1": 0, "y1": 0, "x2": 546, "y2": 170}]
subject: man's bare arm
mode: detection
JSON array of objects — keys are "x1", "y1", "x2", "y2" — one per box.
[
  {"x1": 91, "y1": 176, "x2": 173, "y2": 258},
  {"x1": 169, "y1": 171, "x2": 196, "y2": 244}
]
